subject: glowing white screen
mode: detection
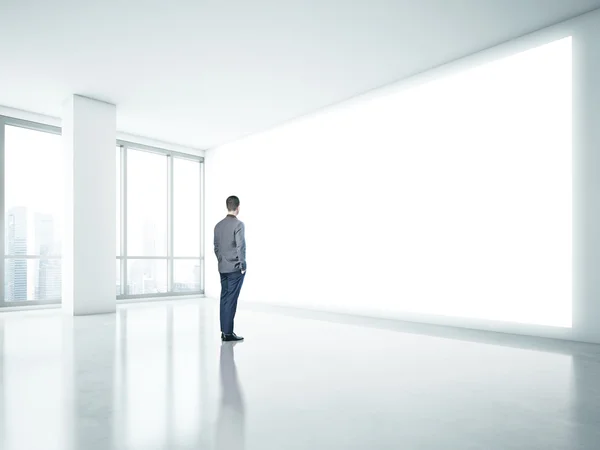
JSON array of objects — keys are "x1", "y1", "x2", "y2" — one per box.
[
  {"x1": 207, "y1": 36, "x2": 573, "y2": 329},
  {"x1": 355, "y1": 37, "x2": 572, "y2": 327}
]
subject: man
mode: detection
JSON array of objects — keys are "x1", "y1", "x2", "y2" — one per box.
[{"x1": 214, "y1": 195, "x2": 246, "y2": 342}]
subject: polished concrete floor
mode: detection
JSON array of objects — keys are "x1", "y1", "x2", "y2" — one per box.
[{"x1": 1, "y1": 300, "x2": 600, "y2": 450}]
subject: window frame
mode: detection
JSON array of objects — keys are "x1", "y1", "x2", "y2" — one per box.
[
  {"x1": 116, "y1": 140, "x2": 205, "y2": 300},
  {"x1": 0, "y1": 117, "x2": 205, "y2": 307},
  {"x1": 0, "y1": 116, "x2": 62, "y2": 307}
]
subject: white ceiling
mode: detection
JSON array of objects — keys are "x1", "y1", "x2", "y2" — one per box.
[{"x1": 1, "y1": 0, "x2": 599, "y2": 150}]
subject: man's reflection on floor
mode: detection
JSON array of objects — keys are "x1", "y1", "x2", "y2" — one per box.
[{"x1": 216, "y1": 341, "x2": 245, "y2": 450}]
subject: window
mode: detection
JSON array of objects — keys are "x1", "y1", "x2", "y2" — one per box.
[
  {"x1": 0, "y1": 119, "x2": 203, "y2": 305},
  {"x1": 173, "y1": 158, "x2": 201, "y2": 257},
  {"x1": 116, "y1": 142, "x2": 204, "y2": 298},
  {"x1": 127, "y1": 149, "x2": 168, "y2": 257},
  {"x1": 173, "y1": 158, "x2": 202, "y2": 293},
  {"x1": 1, "y1": 119, "x2": 63, "y2": 305}
]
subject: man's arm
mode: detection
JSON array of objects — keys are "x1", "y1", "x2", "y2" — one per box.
[
  {"x1": 214, "y1": 226, "x2": 220, "y2": 260},
  {"x1": 234, "y1": 222, "x2": 246, "y2": 272}
]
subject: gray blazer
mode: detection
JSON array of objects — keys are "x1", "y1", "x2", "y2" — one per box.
[{"x1": 214, "y1": 215, "x2": 247, "y2": 274}]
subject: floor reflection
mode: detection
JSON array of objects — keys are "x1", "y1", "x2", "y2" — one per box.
[
  {"x1": 0, "y1": 312, "x2": 67, "y2": 450},
  {"x1": 216, "y1": 341, "x2": 245, "y2": 450},
  {"x1": 1, "y1": 301, "x2": 600, "y2": 449},
  {"x1": 63, "y1": 314, "x2": 117, "y2": 450},
  {"x1": 0, "y1": 320, "x2": 5, "y2": 447},
  {"x1": 114, "y1": 302, "x2": 215, "y2": 449}
]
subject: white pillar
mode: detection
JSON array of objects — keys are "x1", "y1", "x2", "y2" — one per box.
[{"x1": 62, "y1": 95, "x2": 116, "y2": 315}]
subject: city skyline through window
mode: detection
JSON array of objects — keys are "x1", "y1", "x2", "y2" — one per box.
[
  {"x1": 4, "y1": 124, "x2": 63, "y2": 302},
  {"x1": 117, "y1": 144, "x2": 203, "y2": 298},
  {"x1": 0, "y1": 121, "x2": 204, "y2": 306}
]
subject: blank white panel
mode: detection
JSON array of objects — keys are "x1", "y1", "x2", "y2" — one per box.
[
  {"x1": 206, "y1": 36, "x2": 572, "y2": 329},
  {"x1": 352, "y1": 37, "x2": 572, "y2": 327}
]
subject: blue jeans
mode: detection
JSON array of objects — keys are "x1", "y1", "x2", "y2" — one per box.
[{"x1": 219, "y1": 271, "x2": 245, "y2": 335}]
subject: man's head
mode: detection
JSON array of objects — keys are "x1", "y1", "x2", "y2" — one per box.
[{"x1": 226, "y1": 195, "x2": 240, "y2": 215}]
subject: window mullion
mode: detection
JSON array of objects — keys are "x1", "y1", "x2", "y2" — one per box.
[
  {"x1": 120, "y1": 145, "x2": 128, "y2": 296},
  {"x1": 199, "y1": 160, "x2": 205, "y2": 294},
  {"x1": 167, "y1": 154, "x2": 174, "y2": 292},
  {"x1": 0, "y1": 119, "x2": 5, "y2": 306}
]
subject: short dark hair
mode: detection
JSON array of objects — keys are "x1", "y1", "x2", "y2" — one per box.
[{"x1": 226, "y1": 196, "x2": 240, "y2": 212}]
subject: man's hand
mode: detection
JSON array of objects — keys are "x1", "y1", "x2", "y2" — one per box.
[{"x1": 242, "y1": 270, "x2": 246, "y2": 275}]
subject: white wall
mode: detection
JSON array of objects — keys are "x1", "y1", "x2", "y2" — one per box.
[{"x1": 206, "y1": 9, "x2": 600, "y2": 343}]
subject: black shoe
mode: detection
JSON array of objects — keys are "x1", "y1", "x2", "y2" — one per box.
[
  {"x1": 221, "y1": 332, "x2": 225, "y2": 341},
  {"x1": 223, "y1": 333, "x2": 244, "y2": 342}
]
